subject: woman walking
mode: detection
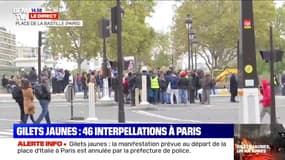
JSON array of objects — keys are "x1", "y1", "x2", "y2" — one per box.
[{"x1": 22, "y1": 79, "x2": 35, "y2": 123}]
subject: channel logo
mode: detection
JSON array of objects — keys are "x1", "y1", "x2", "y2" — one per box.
[{"x1": 28, "y1": 8, "x2": 59, "y2": 20}]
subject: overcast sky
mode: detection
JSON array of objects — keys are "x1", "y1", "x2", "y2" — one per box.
[{"x1": 0, "y1": 1, "x2": 284, "y2": 47}]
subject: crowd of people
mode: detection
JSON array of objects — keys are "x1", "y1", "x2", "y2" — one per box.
[
  {"x1": 1, "y1": 65, "x2": 285, "y2": 124},
  {"x1": 1, "y1": 67, "x2": 51, "y2": 124},
  {"x1": 118, "y1": 67, "x2": 217, "y2": 106}
]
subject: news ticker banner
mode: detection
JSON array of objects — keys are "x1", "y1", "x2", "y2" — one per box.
[{"x1": 0, "y1": 124, "x2": 234, "y2": 160}]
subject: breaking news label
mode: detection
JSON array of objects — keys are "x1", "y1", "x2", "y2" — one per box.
[
  {"x1": 2, "y1": 124, "x2": 234, "y2": 160},
  {"x1": 12, "y1": 8, "x2": 83, "y2": 27}
]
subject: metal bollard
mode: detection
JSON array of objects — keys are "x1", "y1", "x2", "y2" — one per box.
[
  {"x1": 86, "y1": 82, "x2": 98, "y2": 121},
  {"x1": 101, "y1": 78, "x2": 111, "y2": 101},
  {"x1": 65, "y1": 84, "x2": 83, "y2": 120},
  {"x1": 135, "y1": 88, "x2": 139, "y2": 106},
  {"x1": 140, "y1": 75, "x2": 149, "y2": 105},
  {"x1": 239, "y1": 88, "x2": 260, "y2": 123},
  {"x1": 69, "y1": 85, "x2": 74, "y2": 120}
]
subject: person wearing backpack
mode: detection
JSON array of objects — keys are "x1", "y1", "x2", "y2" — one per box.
[
  {"x1": 35, "y1": 77, "x2": 51, "y2": 124},
  {"x1": 11, "y1": 79, "x2": 25, "y2": 124}
]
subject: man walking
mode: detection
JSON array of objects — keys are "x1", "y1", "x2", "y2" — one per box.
[{"x1": 35, "y1": 77, "x2": 51, "y2": 124}]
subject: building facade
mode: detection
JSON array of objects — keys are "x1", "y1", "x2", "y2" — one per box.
[
  {"x1": 0, "y1": 27, "x2": 16, "y2": 75},
  {"x1": 15, "y1": 46, "x2": 55, "y2": 72}
]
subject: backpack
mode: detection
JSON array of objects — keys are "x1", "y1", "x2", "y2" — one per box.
[
  {"x1": 12, "y1": 86, "x2": 22, "y2": 100},
  {"x1": 34, "y1": 84, "x2": 44, "y2": 100}
]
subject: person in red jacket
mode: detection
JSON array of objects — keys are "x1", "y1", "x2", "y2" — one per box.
[{"x1": 260, "y1": 79, "x2": 271, "y2": 121}]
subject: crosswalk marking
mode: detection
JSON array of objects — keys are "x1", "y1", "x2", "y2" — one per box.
[
  {"x1": 0, "y1": 129, "x2": 13, "y2": 138},
  {"x1": 132, "y1": 110, "x2": 202, "y2": 123}
]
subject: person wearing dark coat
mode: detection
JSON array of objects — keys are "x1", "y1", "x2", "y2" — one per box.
[
  {"x1": 28, "y1": 67, "x2": 38, "y2": 85},
  {"x1": 81, "y1": 72, "x2": 88, "y2": 99},
  {"x1": 1, "y1": 74, "x2": 8, "y2": 89},
  {"x1": 177, "y1": 71, "x2": 189, "y2": 104},
  {"x1": 230, "y1": 74, "x2": 238, "y2": 102},
  {"x1": 12, "y1": 79, "x2": 25, "y2": 123}
]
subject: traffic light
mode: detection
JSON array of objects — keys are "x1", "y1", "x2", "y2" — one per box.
[
  {"x1": 111, "y1": 6, "x2": 124, "y2": 33},
  {"x1": 111, "y1": 6, "x2": 118, "y2": 33},
  {"x1": 99, "y1": 18, "x2": 110, "y2": 38},
  {"x1": 260, "y1": 49, "x2": 284, "y2": 63},
  {"x1": 38, "y1": 31, "x2": 47, "y2": 47}
]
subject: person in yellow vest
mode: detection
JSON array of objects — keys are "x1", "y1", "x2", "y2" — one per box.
[{"x1": 150, "y1": 72, "x2": 160, "y2": 104}]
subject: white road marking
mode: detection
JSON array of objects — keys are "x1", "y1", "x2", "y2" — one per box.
[
  {"x1": 132, "y1": 110, "x2": 202, "y2": 123},
  {"x1": 0, "y1": 129, "x2": 13, "y2": 138},
  {"x1": 0, "y1": 118, "x2": 19, "y2": 122},
  {"x1": 0, "y1": 131, "x2": 12, "y2": 136}
]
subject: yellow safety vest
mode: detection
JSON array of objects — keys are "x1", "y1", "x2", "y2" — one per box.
[{"x1": 151, "y1": 77, "x2": 159, "y2": 89}]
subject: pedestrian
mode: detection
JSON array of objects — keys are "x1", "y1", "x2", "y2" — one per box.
[
  {"x1": 150, "y1": 72, "x2": 160, "y2": 104},
  {"x1": 28, "y1": 67, "x2": 38, "y2": 86},
  {"x1": 259, "y1": 79, "x2": 271, "y2": 121},
  {"x1": 76, "y1": 73, "x2": 82, "y2": 92},
  {"x1": 82, "y1": 72, "x2": 88, "y2": 99},
  {"x1": 169, "y1": 71, "x2": 179, "y2": 104},
  {"x1": 7, "y1": 75, "x2": 16, "y2": 93},
  {"x1": 189, "y1": 71, "x2": 197, "y2": 103},
  {"x1": 128, "y1": 72, "x2": 136, "y2": 106},
  {"x1": 22, "y1": 79, "x2": 35, "y2": 124},
  {"x1": 1, "y1": 74, "x2": 8, "y2": 93},
  {"x1": 211, "y1": 78, "x2": 216, "y2": 95},
  {"x1": 11, "y1": 79, "x2": 25, "y2": 123},
  {"x1": 200, "y1": 72, "x2": 212, "y2": 104},
  {"x1": 159, "y1": 73, "x2": 168, "y2": 104},
  {"x1": 35, "y1": 77, "x2": 51, "y2": 124},
  {"x1": 90, "y1": 71, "x2": 97, "y2": 101},
  {"x1": 51, "y1": 68, "x2": 56, "y2": 93},
  {"x1": 177, "y1": 71, "x2": 189, "y2": 104},
  {"x1": 230, "y1": 73, "x2": 238, "y2": 102},
  {"x1": 123, "y1": 74, "x2": 130, "y2": 103},
  {"x1": 282, "y1": 71, "x2": 285, "y2": 96}
]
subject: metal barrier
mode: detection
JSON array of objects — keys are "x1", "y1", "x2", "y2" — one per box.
[{"x1": 65, "y1": 84, "x2": 83, "y2": 120}]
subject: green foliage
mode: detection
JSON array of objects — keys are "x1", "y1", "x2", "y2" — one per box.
[
  {"x1": 171, "y1": 1, "x2": 279, "y2": 72},
  {"x1": 149, "y1": 32, "x2": 171, "y2": 68},
  {"x1": 258, "y1": 3, "x2": 285, "y2": 76},
  {"x1": 43, "y1": 0, "x2": 155, "y2": 72},
  {"x1": 108, "y1": 0, "x2": 156, "y2": 64},
  {"x1": 43, "y1": 1, "x2": 109, "y2": 72}
]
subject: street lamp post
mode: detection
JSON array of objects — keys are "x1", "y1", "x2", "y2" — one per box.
[
  {"x1": 38, "y1": 31, "x2": 42, "y2": 83},
  {"x1": 192, "y1": 36, "x2": 198, "y2": 70},
  {"x1": 189, "y1": 31, "x2": 195, "y2": 70},
  {"x1": 185, "y1": 14, "x2": 192, "y2": 70}
]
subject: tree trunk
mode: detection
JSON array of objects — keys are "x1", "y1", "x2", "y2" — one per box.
[{"x1": 76, "y1": 58, "x2": 83, "y2": 74}]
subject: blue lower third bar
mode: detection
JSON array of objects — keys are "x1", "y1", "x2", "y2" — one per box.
[{"x1": 13, "y1": 124, "x2": 234, "y2": 138}]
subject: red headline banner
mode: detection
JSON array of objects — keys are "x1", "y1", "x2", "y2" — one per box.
[{"x1": 29, "y1": 12, "x2": 59, "y2": 20}]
